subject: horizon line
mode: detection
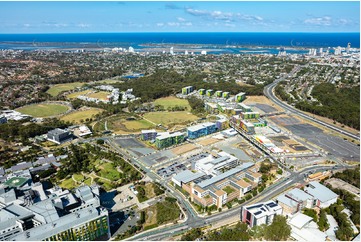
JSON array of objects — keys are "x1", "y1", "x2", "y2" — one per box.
[{"x1": 0, "y1": 31, "x2": 360, "y2": 35}]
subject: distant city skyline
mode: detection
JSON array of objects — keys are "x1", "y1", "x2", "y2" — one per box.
[{"x1": 0, "y1": 1, "x2": 360, "y2": 33}]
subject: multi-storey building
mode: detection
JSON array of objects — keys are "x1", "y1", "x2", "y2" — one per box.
[
  {"x1": 187, "y1": 122, "x2": 218, "y2": 139},
  {"x1": 276, "y1": 188, "x2": 314, "y2": 215},
  {"x1": 304, "y1": 181, "x2": 338, "y2": 208},
  {"x1": 215, "y1": 91, "x2": 223, "y2": 98},
  {"x1": 193, "y1": 151, "x2": 239, "y2": 176},
  {"x1": 182, "y1": 86, "x2": 194, "y2": 95},
  {"x1": 222, "y1": 92, "x2": 230, "y2": 99},
  {"x1": 47, "y1": 128, "x2": 73, "y2": 144},
  {"x1": 0, "y1": 184, "x2": 110, "y2": 241},
  {"x1": 173, "y1": 162, "x2": 261, "y2": 209},
  {"x1": 235, "y1": 92, "x2": 246, "y2": 102},
  {"x1": 141, "y1": 129, "x2": 157, "y2": 141},
  {"x1": 206, "y1": 89, "x2": 213, "y2": 97},
  {"x1": 240, "y1": 200, "x2": 283, "y2": 227},
  {"x1": 155, "y1": 132, "x2": 185, "y2": 149}
]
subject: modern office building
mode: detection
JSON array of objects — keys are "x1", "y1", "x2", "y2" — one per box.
[
  {"x1": 304, "y1": 181, "x2": 338, "y2": 208},
  {"x1": 182, "y1": 86, "x2": 194, "y2": 95},
  {"x1": 240, "y1": 200, "x2": 283, "y2": 227},
  {"x1": 193, "y1": 151, "x2": 239, "y2": 176},
  {"x1": 235, "y1": 92, "x2": 246, "y2": 102},
  {"x1": 206, "y1": 89, "x2": 214, "y2": 97},
  {"x1": 187, "y1": 122, "x2": 218, "y2": 139},
  {"x1": 47, "y1": 128, "x2": 73, "y2": 144},
  {"x1": 215, "y1": 91, "x2": 223, "y2": 98},
  {"x1": 276, "y1": 188, "x2": 314, "y2": 215},
  {"x1": 141, "y1": 129, "x2": 157, "y2": 141},
  {"x1": 173, "y1": 162, "x2": 260, "y2": 209},
  {"x1": 155, "y1": 132, "x2": 185, "y2": 149},
  {"x1": 215, "y1": 118, "x2": 228, "y2": 131},
  {"x1": 238, "y1": 103, "x2": 252, "y2": 112},
  {"x1": 241, "y1": 112, "x2": 260, "y2": 120},
  {"x1": 222, "y1": 92, "x2": 230, "y2": 99},
  {"x1": 0, "y1": 184, "x2": 110, "y2": 241}
]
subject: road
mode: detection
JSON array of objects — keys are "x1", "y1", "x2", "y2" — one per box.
[{"x1": 263, "y1": 69, "x2": 360, "y2": 141}]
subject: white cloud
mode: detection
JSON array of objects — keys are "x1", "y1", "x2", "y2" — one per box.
[
  {"x1": 77, "y1": 23, "x2": 91, "y2": 28},
  {"x1": 167, "y1": 22, "x2": 180, "y2": 27},
  {"x1": 185, "y1": 8, "x2": 264, "y2": 24},
  {"x1": 177, "y1": 17, "x2": 186, "y2": 22},
  {"x1": 184, "y1": 22, "x2": 192, "y2": 26},
  {"x1": 303, "y1": 16, "x2": 332, "y2": 26},
  {"x1": 156, "y1": 22, "x2": 164, "y2": 27}
]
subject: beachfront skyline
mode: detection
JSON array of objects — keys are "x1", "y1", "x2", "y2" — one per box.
[{"x1": 0, "y1": 1, "x2": 360, "y2": 33}]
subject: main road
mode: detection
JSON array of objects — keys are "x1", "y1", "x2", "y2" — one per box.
[{"x1": 263, "y1": 68, "x2": 360, "y2": 141}]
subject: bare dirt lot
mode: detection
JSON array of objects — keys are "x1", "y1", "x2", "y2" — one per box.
[
  {"x1": 243, "y1": 95, "x2": 284, "y2": 112},
  {"x1": 171, "y1": 143, "x2": 198, "y2": 155},
  {"x1": 197, "y1": 138, "x2": 221, "y2": 146}
]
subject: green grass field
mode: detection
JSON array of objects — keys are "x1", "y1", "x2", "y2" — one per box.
[
  {"x1": 154, "y1": 96, "x2": 191, "y2": 110},
  {"x1": 16, "y1": 103, "x2": 70, "y2": 117},
  {"x1": 60, "y1": 108, "x2": 104, "y2": 124},
  {"x1": 87, "y1": 91, "x2": 110, "y2": 101},
  {"x1": 60, "y1": 178, "x2": 76, "y2": 190},
  {"x1": 47, "y1": 82, "x2": 85, "y2": 97},
  {"x1": 98, "y1": 162, "x2": 121, "y2": 181},
  {"x1": 144, "y1": 111, "x2": 198, "y2": 126},
  {"x1": 66, "y1": 90, "x2": 92, "y2": 99},
  {"x1": 122, "y1": 119, "x2": 155, "y2": 131},
  {"x1": 73, "y1": 174, "x2": 84, "y2": 182}
]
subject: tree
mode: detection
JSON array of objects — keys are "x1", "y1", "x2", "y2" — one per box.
[
  {"x1": 317, "y1": 209, "x2": 329, "y2": 231},
  {"x1": 96, "y1": 139, "x2": 105, "y2": 145},
  {"x1": 264, "y1": 215, "x2": 291, "y2": 241},
  {"x1": 181, "y1": 228, "x2": 203, "y2": 241}
]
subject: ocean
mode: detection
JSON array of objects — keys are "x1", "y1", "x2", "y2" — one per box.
[{"x1": 0, "y1": 32, "x2": 359, "y2": 53}]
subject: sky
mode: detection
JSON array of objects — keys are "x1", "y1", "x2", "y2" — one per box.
[{"x1": 0, "y1": 1, "x2": 360, "y2": 33}]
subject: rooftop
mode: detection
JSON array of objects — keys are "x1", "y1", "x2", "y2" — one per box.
[
  {"x1": 289, "y1": 212, "x2": 313, "y2": 229},
  {"x1": 305, "y1": 181, "x2": 338, "y2": 203},
  {"x1": 4, "y1": 177, "x2": 29, "y2": 188},
  {"x1": 197, "y1": 162, "x2": 254, "y2": 188},
  {"x1": 172, "y1": 170, "x2": 206, "y2": 184}
]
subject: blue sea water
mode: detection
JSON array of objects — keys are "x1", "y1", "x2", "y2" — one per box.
[{"x1": 0, "y1": 32, "x2": 359, "y2": 51}]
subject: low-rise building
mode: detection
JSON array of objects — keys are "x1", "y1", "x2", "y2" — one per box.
[
  {"x1": 77, "y1": 125, "x2": 92, "y2": 137},
  {"x1": 304, "y1": 181, "x2": 338, "y2": 208},
  {"x1": 178, "y1": 163, "x2": 260, "y2": 208},
  {"x1": 240, "y1": 200, "x2": 283, "y2": 227},
  {"x1": 194, "y1": 151, "x2": 239, "y2": 176},
  {"x1": 47, "y1": 128, "x2": 73, "y2": 144},
  {"x1": 288, "y1": 212, "x2": 327, "y2": 241},
  {"x1": 276, "y1": 188, "x2": 314, "y2": 215}
]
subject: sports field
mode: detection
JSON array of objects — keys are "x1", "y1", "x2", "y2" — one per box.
[
  {"x1": 144, "y1": 111, "x2": 198, "y2": 126},
  {"x1": 121, "y1": 119, "x2": 155, "y2": 131},
  {"x1": 154, "y1": 96, "x2": 191, "y2": 110},
  {"x1": 66, "y1": 90, "x2": 92, "y2": 99},
  {"x1": 86, "y1": 91, "x2": 110, "y2": 101},
  {"x1": 16, "y1": 103, "x2": 70, "y2": 117},
  {"x1": 60, "y1": 107, "x2": 104, "y2": 124},
  {"x1": 46, "y1": 82, "x2": 85, "y2": 96}
]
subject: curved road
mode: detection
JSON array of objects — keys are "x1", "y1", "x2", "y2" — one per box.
[{"x1": 264, "y1": 74, "x2": 360, "y2": 141}]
